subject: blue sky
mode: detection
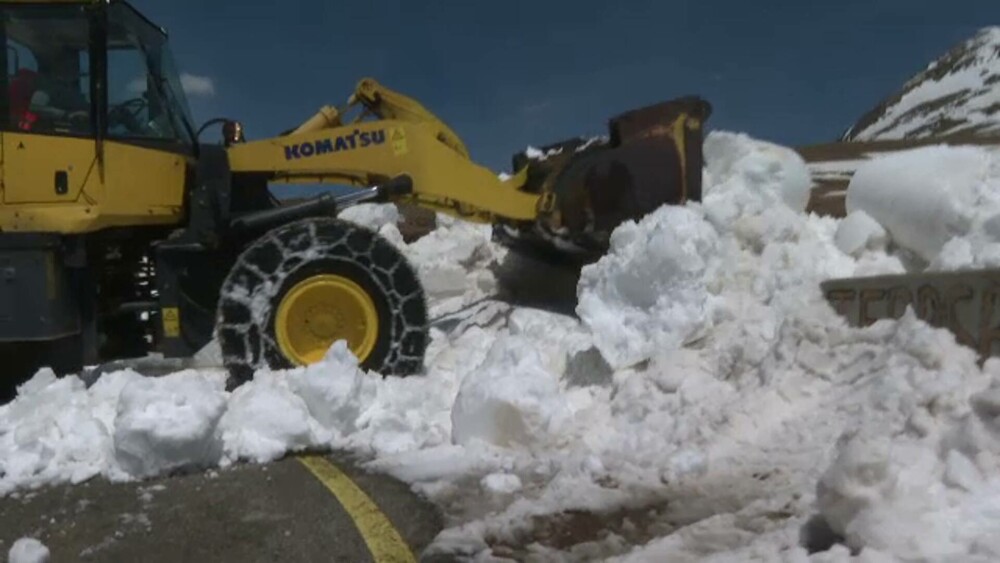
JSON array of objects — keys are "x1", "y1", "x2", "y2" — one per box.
[{"x1": 134, "y1": 0, "x2": 996, "y2": 172}]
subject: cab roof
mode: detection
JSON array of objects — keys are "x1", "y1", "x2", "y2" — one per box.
[{"x1": 0, "y1": 0, "x2": 166, "y2": 36}]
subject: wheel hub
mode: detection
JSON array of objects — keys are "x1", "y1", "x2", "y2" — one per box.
[
  {"x1": 275, "y1": 275, "x2": 378, "y2": 366},
  {"x1": 304, "y1": 304, "x2": 347, "y2": 340}
]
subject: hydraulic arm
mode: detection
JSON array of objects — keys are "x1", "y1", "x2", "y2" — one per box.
[
  {"x1": 226, "y1": 78, "x2": 711, "y2": 259},
  {"x1": 226, "y1": 78, "x2": 544, "y2": 224}
]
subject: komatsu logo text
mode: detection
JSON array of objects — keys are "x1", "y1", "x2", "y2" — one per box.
[{"x1": 284, "y1": 129, "x2": 386, "y2": 160}]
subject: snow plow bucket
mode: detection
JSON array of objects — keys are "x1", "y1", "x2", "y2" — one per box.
[{"x1": 497, "y1": 96, "x2": 712, "y2": 262}]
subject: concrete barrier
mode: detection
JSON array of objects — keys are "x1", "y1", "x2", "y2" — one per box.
[{"x1": 822, "y1": 269, "x2": 1000, "y2": 359}]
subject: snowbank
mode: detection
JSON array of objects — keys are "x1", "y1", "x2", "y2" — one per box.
[
  {"x1": 815, "y1": 373, "x2": 1000, "y2": 561},
  {"x1": 576, "y1": 206, "x2": 719, "y2": 369},
  {"x1": 113, "y1": 370, "x2": 227, "y2": 478},
  {"x1": 218, "y1": 373, "x2": 324, "y2": 464},
  {"x1": 337, "y1": 202, "x2": 503, "y2": 315},
  {"x1": 396, "y1": 214, "x2": 505, "y2": 316},
  {"x1": 451, "y1": 335, "x2": 572, "y2": 448},
  {"x1": 1, "y1": 345, "x2": 381, "y2": 489},
  {"x1": 284, "y1": 341, "x2": 375, "y2": 436},
  {"x1": 578, "y1": 130, "x2": 846, "y2": 370},
  {"x1": 846, "y1": 145, "x2": 1000, "y2": 269},
  {"x1": 3, "y1": 130, "x2": 997, "y2": 561},
  {"x1": 338, "y1": 201, "x2": 505, "y2": 316},
  {"x1": 0, "y1": 370, "x2": 142, "y2": 493}
]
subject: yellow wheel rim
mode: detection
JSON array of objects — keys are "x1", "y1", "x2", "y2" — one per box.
[{"x1": 274, "y1": 274, "x2": 379, "y2": 366}]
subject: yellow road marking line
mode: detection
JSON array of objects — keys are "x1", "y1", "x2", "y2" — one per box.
[{"x1": 298, "y1": 455, "x2": 416, "y2": 563}]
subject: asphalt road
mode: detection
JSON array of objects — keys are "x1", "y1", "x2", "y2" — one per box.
[{"x1": 0, "y1": 453, "x2": 445, "y2": 562}]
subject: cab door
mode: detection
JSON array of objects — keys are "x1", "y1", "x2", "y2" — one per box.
[
  {"x1": 1, "y1": 3, "x2": 99, "y2": 206},
  {"x1": 98, "y1": 2, "x2": 194, "y2": 220},
  {"x1": 2, "y1": 132, "x2": 97, "y2": 204}
]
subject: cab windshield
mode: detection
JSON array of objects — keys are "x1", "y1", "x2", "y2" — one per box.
[
  {"x1": 107, "y1": 3, "x2": 195, "y2": 145},
  {"x1": 0, "y1": 2, "x2": 195, "y2": 145},
  {"x1": 2, "y1": 3, "x2": 92, "y2": 135}
]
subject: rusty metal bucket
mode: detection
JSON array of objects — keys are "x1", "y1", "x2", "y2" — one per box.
[{"x1": 495, "y1": 96, "x2": 712, "y2": 263}]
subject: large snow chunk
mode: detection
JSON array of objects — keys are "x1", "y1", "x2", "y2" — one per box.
[
  {"x1": 286, "y1": 341, "x2": 375, "y2": 436},
  {"x1": 112, "y1": 370, "x2": 227, "y2": 478},
  {"x1": 451, "y1": 336, "x2": 571, "y2": 448},
  {"x1": 576, "y1": 205, "x2": 718, "y2": 369},
  {"x1": 834, "y1": 210, "x2": 889, "y2": 257},
  {"x1": 0, "y1": 371, "x2": 115, "y2": 494},
  {"x1": 8, "y1": 538, "x2": 49, "y2": 563},
  {"x1": 702, "y1": 131, "x2": 812, "y2": 227},
  {"x1": 219, "y1": 373, "x2": 327, "y2": 464},
  {"x1": 846, "y1": 145, "x2": 1000, "y2": 267}
]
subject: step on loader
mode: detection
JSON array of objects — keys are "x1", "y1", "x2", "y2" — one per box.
[{"x1": 0, "y1": 0, "x2": 710, "y2": 389}]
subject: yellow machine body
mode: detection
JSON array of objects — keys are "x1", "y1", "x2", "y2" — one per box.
[
  {"x1": 0, "y1": 74, "x2": 546, "y2": 235},
  {"x1": 0, "y1": 0, "x2": 710, "y2": 386},
  {"x1": 0, "y1": 135, "x2": 188, "y2": 233},
  {"x1": 227, "y1": 77, "x2": 545, "y2": 224}
]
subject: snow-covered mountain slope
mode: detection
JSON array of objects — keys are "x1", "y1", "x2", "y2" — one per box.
[{"x1": 844, "y1": 27, "x2": 1000, "y2": 141}]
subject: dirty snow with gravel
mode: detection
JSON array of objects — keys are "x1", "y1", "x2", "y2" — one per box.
[{"x1": 4, "y1": 130, "x2": 1000, "y2": 561}]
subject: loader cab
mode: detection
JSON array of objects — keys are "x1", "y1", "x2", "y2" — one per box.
[
  {"x1": 0, "y1": 1, "x2": 195, "y2": 144},
  {"x1": 0, "y1": 0, "x2": 194, "y2": 231}
]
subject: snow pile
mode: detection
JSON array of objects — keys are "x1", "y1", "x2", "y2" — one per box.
[
  {"x1": 0, "y1": 346, "x2": 374, "y2": 489},
  {"x1": 451, "y1": 335, "x2": 572, "y2": 448},
  {"x1": 8, "y1": 538, "x2": 49, "y2": 563},
  {"x1": 577, "y1": 206, "x2": 719, "y2": 369},
  {"x1": 113, "y1": 370, "x2": 227, "y2": 478},
  {"x1": 343, "y1": 202, "x2": 506, "y2": 316},
  {"x1": 815, "y1": 373, "x2": 1000, "y2": 560},
  {"x1": 397, "y1": 214, "x2": 506, "y2": 316},
  {"x1": 5, "y1": 130, "x2": 1000, "y2": 560},
  {"x1": 846, "y1": 145, "x2": 1000, "y2": 269},
  {"x1": 0, "y1": 373, "x2": 104, "y2": 492},
  {"x1": 612, "y1": 307, "x2": 992, "y2": 561},
  {"x1": 218, "y1": 373, "x2": 323, "y2": 464},
  {"x1": 845, "y1": 27, "x2": 1000, "y2": 141},
  {"x1": 284, "y1": 341, "x2": 374, "y2": 436},
  {"x1": 702, "y1": 131, "x2": 813, "y2": 223},
  {"x1": 578, "y1": 130, "x2": 834, "y2": 370}
]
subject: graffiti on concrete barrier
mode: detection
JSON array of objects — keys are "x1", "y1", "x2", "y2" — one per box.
[{"x1": 823, "y1": 271, "x2": 1000, "y2": 360}]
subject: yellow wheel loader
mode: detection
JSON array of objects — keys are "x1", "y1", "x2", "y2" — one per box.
[{"x1": 0, "y1": 0, "x2": 710, "y2": 386}]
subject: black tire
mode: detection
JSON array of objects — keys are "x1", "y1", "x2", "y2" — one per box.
[{"x1": 215, "y1": 218, "x2": 428, "y2": 383}]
